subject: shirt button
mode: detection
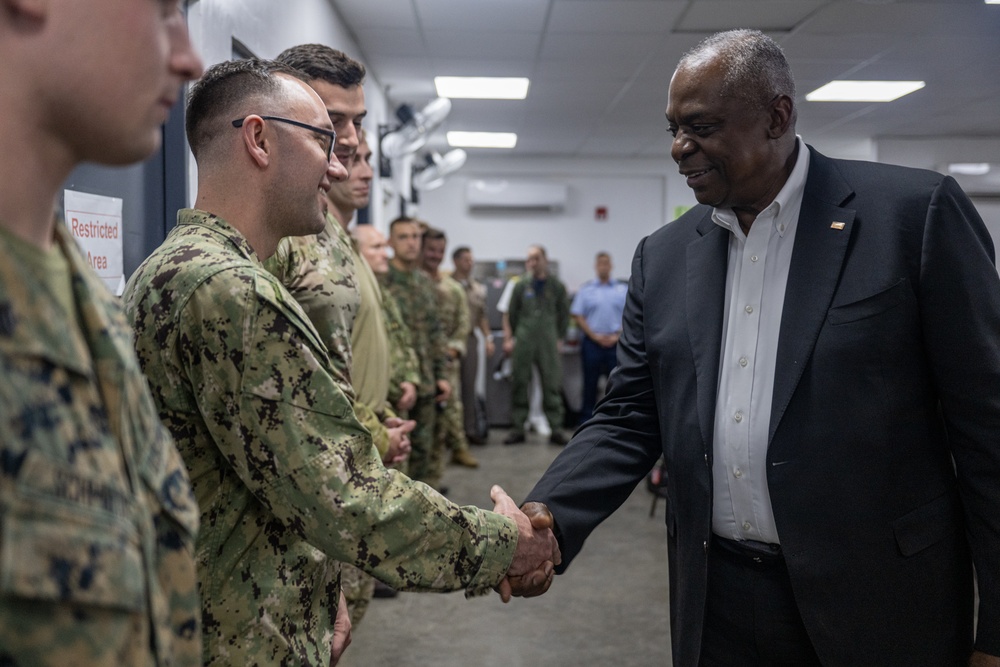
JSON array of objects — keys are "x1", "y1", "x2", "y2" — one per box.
[
  {"x1": 750, "y1": 255, "x2": 759, "y2": 262},
  {"x1": 739, "y1": 356, "x2": 748, "y2": 367},
  {"x1": 745, "y1": 305, "x2": 754, "y2": 314},
  {"x1": 734, "y1": 411, "x2": 743, "y2": 423},
  {"x1": 733, "y1": 468, "x2": 743, "y2": 479},
  {"x1": 778, "y1": 224, "x2": 785, "y2": 233},
  {"x1": 742, "y1": 521, "x2": 752, "y2": 531}
]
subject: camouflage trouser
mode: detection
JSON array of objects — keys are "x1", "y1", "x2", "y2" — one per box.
[
  {"x1": 341, "y1": 564, "x2": 376, "y2": 626},
  {"x1": 407, "y1": 395, "x2": 443, "y2": 488},
  {"x1": 436, "y1": 361, "x2": 470, "y2": 455}
]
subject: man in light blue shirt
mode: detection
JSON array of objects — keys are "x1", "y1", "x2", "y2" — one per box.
[{"x1": 570, "y1": 252, "x2": 627, "y2": 424}]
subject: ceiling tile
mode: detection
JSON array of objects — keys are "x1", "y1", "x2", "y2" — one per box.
[
  {"x1": 414, "y1": 0, "x2": 551, "y2": 32},
  {"x1": 548, "y1": 0, "x2": 687, "y2": 33},
  {"x1": 676, "y1": 1, "x2": 827, "y2": 32}
]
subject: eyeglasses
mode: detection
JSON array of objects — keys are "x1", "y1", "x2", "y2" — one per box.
[{"x1": 232, "y1": 115, "x2": 337, "y2": 162}]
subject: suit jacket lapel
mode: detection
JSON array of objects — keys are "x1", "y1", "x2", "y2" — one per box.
[
  {"x1": 769, "y1": 148, "x2": 856, "y2": 445},
  {"x1": 687, "y1": 212, "x2": 729, "y2": 451}
]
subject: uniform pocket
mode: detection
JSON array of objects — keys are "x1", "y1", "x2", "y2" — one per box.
[{"x1": 1, "y1": 499, "x2": 145, "y2": 611}]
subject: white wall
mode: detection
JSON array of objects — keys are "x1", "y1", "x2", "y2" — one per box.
[
  {"x1": 186, "y1": 0, "x2": 389, "y2": 230},
  {"x1": 416, "y1": 156, "x2": 691, "y2": 292}
]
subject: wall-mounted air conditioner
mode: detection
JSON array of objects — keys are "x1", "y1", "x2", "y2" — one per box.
[{"x1": 466, "y1": 179, "x2": 569, "y2": 212}]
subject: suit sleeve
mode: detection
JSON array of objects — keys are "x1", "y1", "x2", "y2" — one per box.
[
  {"x1": 918, "y1": 177, "x2": 1000, "y2": 654},
  {"x1": 524, "y1": 237, "x2": 663, "y2": 569}
]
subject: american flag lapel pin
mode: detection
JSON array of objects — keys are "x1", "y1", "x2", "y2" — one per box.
[{"x1": 830, "y1": 221, "x2": 846, "y2": 230}]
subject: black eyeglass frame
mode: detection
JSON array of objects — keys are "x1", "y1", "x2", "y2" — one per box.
[{"x1": 232, "y1": 115, "x2": 337, "y2": 162}]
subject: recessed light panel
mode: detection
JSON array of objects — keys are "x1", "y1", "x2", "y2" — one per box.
[
  {"x1": 805, "y1": 80, "x2": 925, "y2": 102},
  {"x1": 447, "y1": 131, "x2": 518, "y2": 148},
  {"x1": 435, "y1": 77, "x2": 530, "y2": 100}
]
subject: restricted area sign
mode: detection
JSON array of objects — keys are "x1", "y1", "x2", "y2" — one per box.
[{"x1": 64, "y1": 189, "x2": 124, "y2": 295}]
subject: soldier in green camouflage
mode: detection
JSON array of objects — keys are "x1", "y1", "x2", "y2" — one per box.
[
  {"x1": 0, "y1": 3, "x2": 204, "y2": 665},
  {"x1": 124, "y1": 59, "x2": 560, "y2": 667},
  {"x1": 385, "y1": 218, "x2": 454, "y2": 490},
  {"x1": 421, "y1": 227, "x2": 479, "y2": 469}
]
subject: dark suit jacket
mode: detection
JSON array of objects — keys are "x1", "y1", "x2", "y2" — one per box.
[{"x1": 526, "y1": 147, "x2": 1000, "y2": 666}]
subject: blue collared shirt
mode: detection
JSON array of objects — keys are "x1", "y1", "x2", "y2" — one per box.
[{"x1": 570, "y1": 278, "x2": 627, "y2": 334}]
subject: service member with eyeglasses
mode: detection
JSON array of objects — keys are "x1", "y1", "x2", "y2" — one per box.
[{"x1": 123, "y1": 58, "x2": 561, "y2": 667}]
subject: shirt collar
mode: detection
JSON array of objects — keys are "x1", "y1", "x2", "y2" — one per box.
[{"x1": 711, "y1": 136, "x2": 810, "y2": 239}]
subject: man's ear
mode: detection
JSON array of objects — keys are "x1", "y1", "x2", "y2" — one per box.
[
  {"x1": 768, "y1": 94, "x2": 794, "y2": 139},
  {"x1": 2, "y1": 0, "x2": 49, "y2": 22},
  {"x1": 238, "y1": 116, "x2": 271, "y2": 169}
]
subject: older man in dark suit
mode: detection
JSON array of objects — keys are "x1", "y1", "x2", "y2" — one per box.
[{"x1": 522, "y1": 29, "x2": 1000, "y2": 667}]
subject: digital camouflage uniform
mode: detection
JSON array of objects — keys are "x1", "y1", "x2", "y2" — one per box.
[
  {"x1": 508, "y1": 274, "x2": 570, "y2": 435},
  {"x1": 431, "y1": 273, "x2": 472, "y2": 458},
  {"x1": 123, "y1": 210, "x2": 516, "y2": 667},
  {"x1": 383, "y1": 282, "x2": 422, "y2": 417},
  {"x1": 0, "y1": 224, "x2": 201, "y2": 666},
  {"x1": 384, "y1": 263, "x2": 448, "y2": 488},
  {"x1": 266, "y1": 217, "x2": 390, "y2": 624}
]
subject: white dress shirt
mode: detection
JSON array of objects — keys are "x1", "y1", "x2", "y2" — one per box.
[{"x1": 711, "y1": 137, "x2": 810, "y2": 544}]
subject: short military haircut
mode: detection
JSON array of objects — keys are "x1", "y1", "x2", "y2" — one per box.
[
  {"x1": 452, "y1": 246, "x2": 471, "y2": 262},
  {"x1": 186, "y1": 58, "x2": 308, "y2": 160},
  {"x1": 679, "y1": 29, "x2": 795, "y2": 114},
  {"x1": 389, "y1": 216, "x2": 420, "y2": 235},
  {"x1": 423, "y1": 227, "x2": 446, "y2": 244},
  {"x1": 276, "y1": 44, "x2": 366, "y2": 89},
  {"x1": 596, "y1": 251, "x2": 611, "y2": 261}
]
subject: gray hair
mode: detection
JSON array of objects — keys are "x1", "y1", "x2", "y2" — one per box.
[{"x1": 679, "y1": 29, "x2": 795, "y2": 114}]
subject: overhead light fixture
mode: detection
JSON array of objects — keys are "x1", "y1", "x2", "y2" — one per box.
[
  {"x1": 434, "y1": 76, "x2": 530, "y2": 100},
  {"x1": 805, "y1": 80, "x2": 925, "y2": 102},
  {"x1": 948, "y1": 163, "x2": 991, "y2": 176},
  {"x1": 986, "y1": 1, "x2": 1000, "y2": 5},
  {"x1": 447, "y1": 131, "x2": 517, "y2": 149}
]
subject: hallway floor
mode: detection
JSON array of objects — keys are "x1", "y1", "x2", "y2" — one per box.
[{"x1": 341, "y1": 429, "x2": 672, "y2": 667}]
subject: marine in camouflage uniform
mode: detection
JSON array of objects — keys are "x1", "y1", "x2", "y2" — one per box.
[
  {"x1": 431, "y1": 272, "x2": 476, "y2": 464},
  {"x1": 384, "y1": 284, "x2": 422, "y2": 420},
  {"x1": 0, "y1": 223, "x2": 201, "y2": 666},
  {"x1": 124, "y1": 209, "x2": 517, "y2": 666},
  {"x1": 384, "y1": 262, "x2": 450, "y2": 488}
]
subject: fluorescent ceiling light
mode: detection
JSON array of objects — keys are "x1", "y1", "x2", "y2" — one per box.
[
  {"x1": 805, "y1": 80, "x2": 925, "y2": 102},
  {"x1": 948, "y1": 163, "x2": 991, "y2": 176},
  {"x1": 447, "y1": 131, "x2": 517, "y2": 148},
  {"x1": 987, "y1": 1, "x2": 1000, "y2": 5},
  {"x1": 435, "y1": 76, "x2": 530, "y2": 100}
]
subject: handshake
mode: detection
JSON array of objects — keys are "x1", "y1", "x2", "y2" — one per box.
[{"x1": 490, "y1": 485, "x2": 562, "y2": 603}]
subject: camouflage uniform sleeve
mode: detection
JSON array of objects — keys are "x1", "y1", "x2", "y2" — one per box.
[
  {"x1": 180, "y1": 271, "x2": 516, "y2": 594},
  {"x1": 425, "y1": 278, "x2": 449, "y2": 383},
  {"x1": 384, "y1": 288, "x2": 422, "y2": 404}
]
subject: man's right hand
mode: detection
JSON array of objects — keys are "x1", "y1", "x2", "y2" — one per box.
[
  {"x1": 489, "y1": 486, "x2": 561, "y2": 603},
  {"x1": 502, "y1": 338, "x2": 515, "y2": 356}
]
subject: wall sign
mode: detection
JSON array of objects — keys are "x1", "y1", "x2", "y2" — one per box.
[{"x1": 64, "y1": 189, "x2": 125, "y2": 295}]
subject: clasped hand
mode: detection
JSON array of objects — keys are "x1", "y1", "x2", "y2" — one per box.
[{"x1": 490, "y1": 485, "x2": 561, "y2": 602}]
